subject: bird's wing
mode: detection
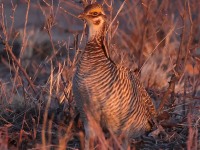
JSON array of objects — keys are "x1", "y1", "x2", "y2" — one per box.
[
  {"x1": 118, "y1": 65, "x2": 157, "y2": 119},
  {"x1": 131, "y1": 72, "x2": 157, "y2": 119}
]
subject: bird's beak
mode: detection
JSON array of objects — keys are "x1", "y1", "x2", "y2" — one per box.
[{"x1": 78, "y1": 13, "x2": 85, "y2": 20}]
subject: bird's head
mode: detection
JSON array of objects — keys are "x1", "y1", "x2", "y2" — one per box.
[{"x1": 78, "y1": 3, "x2": 107, "y2": 40}]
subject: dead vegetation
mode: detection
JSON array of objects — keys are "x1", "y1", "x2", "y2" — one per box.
[{"x1": 0, "y1": 0, "x2": 199, "y2": 149}]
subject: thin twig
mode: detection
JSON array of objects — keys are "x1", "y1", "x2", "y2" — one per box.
[
  {"x1": 138, "y1": 0, "x2": 153, "y2": 69},
  {"x1": 158, "y1": 0, "x2": 192, "y2": 113},
  {"x1": 106, "y1": 0, "x2": 126, "y2": 33},
  {"x1": 0, "y1": 3, "x2": 36, "y2": 94},
  {"x1": 138, "y1": 26, "x2": 175, "y2": 75},
  {"x1": 20, "y1": 0, "x2": 30, "y2": 55}
]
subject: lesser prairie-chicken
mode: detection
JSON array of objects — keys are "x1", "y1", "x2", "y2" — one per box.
[{"x1": 72, "y1": 3, "x2": 157, "y2": 149}]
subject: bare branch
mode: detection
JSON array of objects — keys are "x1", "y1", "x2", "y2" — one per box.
[
  {"x1": 158, "y1": 0, "x2": 193, "y2": 114},
  {"x1": 0, "y1": 2, "x2": 36, "y2": 94}
]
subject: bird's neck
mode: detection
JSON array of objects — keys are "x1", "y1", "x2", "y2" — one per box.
[
  {"x1": 83, "y1": 22, "x2": 109, "y2": 59},
  {"x1": 88, "y1": 23, "x2": 106, "y2": 42}
]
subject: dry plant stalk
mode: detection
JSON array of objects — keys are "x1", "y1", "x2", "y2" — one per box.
[
  {"x1": 0, "y1": 2, "x2": 36, "y2": 93},
  {"x1": 58, "y1": 121, "x2": 73, "y2": 150},
  {"x1": 187, "y1": 112, "x2": 198, "y2": 150},
  {"x1": 42, "y1": 61, "x2": 54, "y2": 150},
  {"x1": 158, "y1": 0, "x2": 193, "y2": 114}
]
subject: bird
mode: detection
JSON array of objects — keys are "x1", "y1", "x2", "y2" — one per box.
[{"x1": 72, "y1": 2, "x2": 157, "y2": 149}]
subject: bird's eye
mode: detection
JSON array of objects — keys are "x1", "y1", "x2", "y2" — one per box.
[{"x1": 92, "y1": 12, "x2": 99, "y2": 16}]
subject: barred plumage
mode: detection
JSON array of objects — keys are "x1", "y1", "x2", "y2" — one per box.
[{"x1": 72, "y1": 3, "x2": 157, "y2": 148}]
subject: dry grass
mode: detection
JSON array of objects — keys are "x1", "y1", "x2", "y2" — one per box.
[{"x1": 0, "y1": 0, "x2": 199, "y2": 149}]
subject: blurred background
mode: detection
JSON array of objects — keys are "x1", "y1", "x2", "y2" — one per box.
[{"x1": 0, "y1": 0, "x2": 199, "y2": 149}]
